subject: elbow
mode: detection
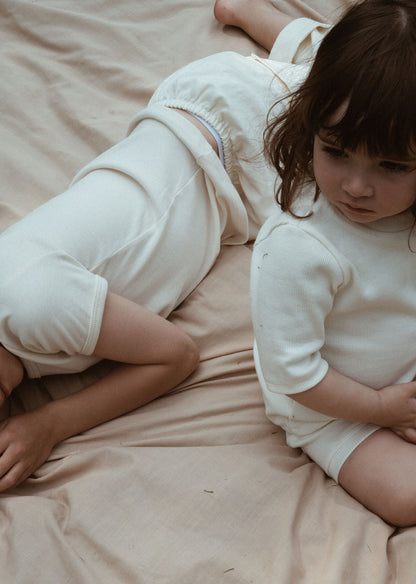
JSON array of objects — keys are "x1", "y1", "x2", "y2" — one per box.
[
  {"x1": 378, "y1": 491, "x2": 416, "y2": 528},
  {"x1": 183, "y1": 337, "x2": 200, "y2": 378},
  {"x1": 172, "y1": 334, "x2": 200, "y2": 381}
]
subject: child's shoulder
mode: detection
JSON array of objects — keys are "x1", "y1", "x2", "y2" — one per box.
[
  {"x1": 251, "y1": 210, "x2": 347, "y2": 295},
  {"x1": 253, "y1": 196, "x2": 350, "y2": 277},
  {"x1": 255, "y1": 192, "x2": 316, "y2": 243}
]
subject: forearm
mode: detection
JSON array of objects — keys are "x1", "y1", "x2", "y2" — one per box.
[
  {"x1": 290, "y1": 366, "x2": 383, "y2": 425},
  {"x1": 38, "y1": 361, "x2": 190, "y2": 445}
]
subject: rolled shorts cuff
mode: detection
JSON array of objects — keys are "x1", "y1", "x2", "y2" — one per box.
[{"x1": 287, "y1": 419, "x2": 380, "y2": 482}]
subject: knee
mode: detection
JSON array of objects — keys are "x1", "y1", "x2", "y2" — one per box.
[
  {"x1": 381, "y1": 489, "x2": 416, "y2": 527},
  {"x1": 174, "y1": 334, "x2": 200, "y2": 380}
]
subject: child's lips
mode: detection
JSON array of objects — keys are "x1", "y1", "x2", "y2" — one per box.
[
  {"x1": 0, "y1": 381, "x2": 10, "y2": 401},
  {"x1": 342, "y1": 202, "x2": 373, "y2": 214}
]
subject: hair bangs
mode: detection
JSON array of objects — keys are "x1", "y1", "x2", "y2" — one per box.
[
  {"x1": 308, "y1": 2, "x2": 416, "y2": 159},
  {"x1": 318, "y1": 58, "x2": 416, "y2": 160}
]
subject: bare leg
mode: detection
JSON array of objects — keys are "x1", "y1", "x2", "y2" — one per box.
[
  {"x1": 338, "y1": 428, "x2": 416, "y2": 527},
  {"x1": 214, "y1": 0, "x2": 294, "y2": 52},
  {"x1": 47, "y1": 292, "x2": 200, "y2": 442},
  {"x1": 0, "y1": 293, "x2": 200, "y2": 492}
]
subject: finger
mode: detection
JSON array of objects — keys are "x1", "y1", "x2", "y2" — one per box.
[
  {"x1": 404, "y1": 381, "x2": 416, "y2": 397},
  {"x1": 404, "y1": 428, "x2": 416, "y2": 443},
  {"x1": 392, "y1": 427, "x2": 416, "y2": 444},
  {"x1": 392, "y1": 428, "x2": 404, "y2": 439},
  {"x1": 0, "y1": 461, "x2": 29, "y2": 492},
  {"x1": 0, "y1": 419, "x2": 23, "y2": 455},
  {"x1": 0, "y1": 450, "x2": 43, "y2": 492},
  {"x1": 0, "y1": 447, "x2": 17, "y2": 481},
  {"x1": 0, "y1": 435, "x2": 29, "y2": 478},
  {"x1": 396, "y1": 382, "x2": 416, "y2": 402}
]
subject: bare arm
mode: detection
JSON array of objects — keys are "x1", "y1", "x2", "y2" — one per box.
[
  {"x1": 0, "y1": 293, "x2": 199, "y2": 492},
  {"x1": 291, "y1": 365, "x2": 416, "y2": 435}
]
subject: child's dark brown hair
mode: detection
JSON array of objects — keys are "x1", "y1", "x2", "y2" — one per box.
[{"x1": 264, "y1": 0, "x2": 416, "y2": 216}]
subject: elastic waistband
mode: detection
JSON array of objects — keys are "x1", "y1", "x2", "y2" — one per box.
[{"x1": 189, "y1": 113, "x2": 225, "y2": 167}]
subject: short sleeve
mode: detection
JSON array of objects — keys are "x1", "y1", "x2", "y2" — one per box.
[
  {"x1": 250, "y1": 222, "x2": 344, "y2": 395},
  {"x1": 269, "y1": 18, "x2": 332, "y2": 65}
]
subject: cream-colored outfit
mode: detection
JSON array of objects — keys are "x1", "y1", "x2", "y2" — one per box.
[
  {"x1": 251, "y1": 192, "x2": 416, "y2": 481},
  {"x1": 0, "y1": 18, "x2": 329, "y2": 378}
]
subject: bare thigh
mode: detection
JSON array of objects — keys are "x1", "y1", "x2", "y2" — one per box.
[{"x1": 338, "y1": 428, "x2": 416, "y2": 526}]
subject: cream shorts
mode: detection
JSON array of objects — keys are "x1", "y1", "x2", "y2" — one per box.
[
  {"x1": 286, "y1": 417, "x2": 380, "y2": 482},
  {"x1": 255, "y1": 346, "x2": 380, "y2": 482},
  {"x1": 0, "y1": 118, "x2": 229, "y2": 378}
]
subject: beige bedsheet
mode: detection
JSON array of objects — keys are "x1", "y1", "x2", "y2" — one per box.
[{"x1": 0, "y1": 1, "x2": 413, "y2": 582}]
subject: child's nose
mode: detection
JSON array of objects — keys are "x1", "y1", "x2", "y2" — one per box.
[{"x1": 342, "y1": 172, "x2": 374, "y2": 198}]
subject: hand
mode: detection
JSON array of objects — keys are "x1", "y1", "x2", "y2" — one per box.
[
  {"x1": 390, "y1": 426, "x2": 416, "y2": 444},
  {"x1": 376, "y1": 381, "x2": 416, "y2": 434},
  {"x1": 0, "y1": 409, "x2": 56, "y2": 492}
]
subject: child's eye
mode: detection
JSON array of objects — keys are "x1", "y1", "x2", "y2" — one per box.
[
  {"x1": 380, "y1": 161, "x2": 410, "y2": 173},
  {"x1": 322, "y1": 145, "x2": 346, "y2": 159}
]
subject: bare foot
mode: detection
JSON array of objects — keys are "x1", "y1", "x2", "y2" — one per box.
[
  {"x1": 0, "y1": 345, "x2": 24, "y2": 406},
  {"x1": 214, "y1": 0, "x2": 294, "y2": 52},
  {"x1": 214, "y1": 0, "x2": 254, "y2": 29}
]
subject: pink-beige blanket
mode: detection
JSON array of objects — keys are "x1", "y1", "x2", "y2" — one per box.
[{"x1": 0, "y1": 1, "x2": 413, "y2": 582}]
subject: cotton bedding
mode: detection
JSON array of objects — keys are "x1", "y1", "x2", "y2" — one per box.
[{"x1": 0, "y1": 1, "x2": 413, "y2": 583}]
